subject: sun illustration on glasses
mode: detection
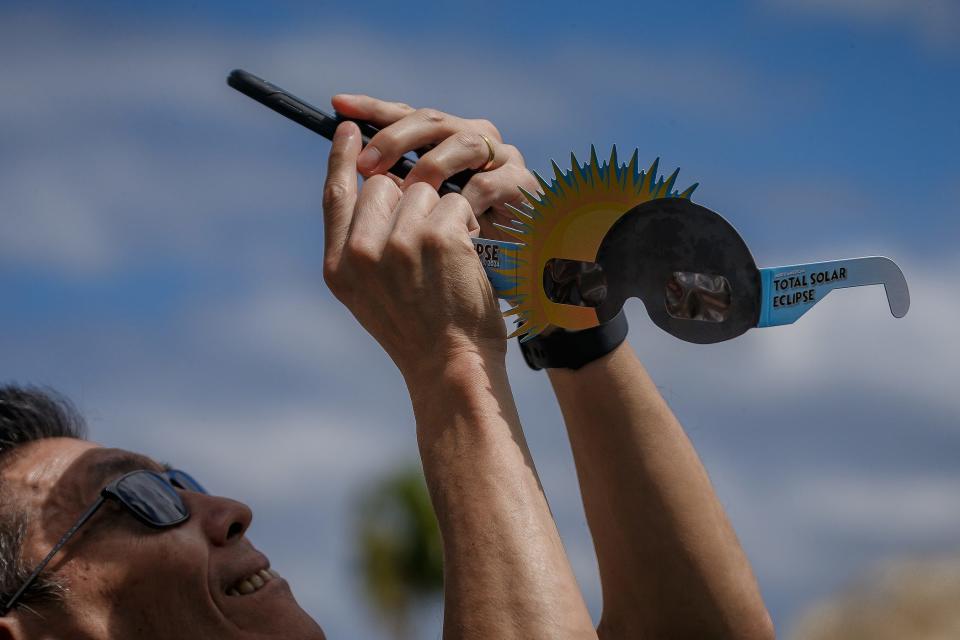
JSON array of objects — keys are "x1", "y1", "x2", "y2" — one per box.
[{"x1": 471, "y1": 146, "x2": 909, "y2": 343}]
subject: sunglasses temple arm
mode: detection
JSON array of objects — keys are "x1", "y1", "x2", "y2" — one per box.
[
  {"x1": 1, "y1": 497, "x2": 106, "y2": 615},
  {"x1": 757, "y1": 256, "x2": 910, "y2": 328}
]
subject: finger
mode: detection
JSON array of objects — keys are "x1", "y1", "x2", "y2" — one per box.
[
  {"x1": 331, "y1": 94, "x2": 415, "y2": 128},
  {"x1": 390, "y1": 181, "x2": 438, "y2": 239},
  {"x1": 460, "y1": 160, "x2": 536, "y2": 218},
  {"x1": 430, "y1": 193, "x2": 479, "y2": 237},
  {"x1": 345, "y1": 175, "x2": 403, "y2": 262},
  {"x1": 466, "y1": 117, "x2": 503, "y2": 143},
  {"x1": 405, "y1": 132, "x2": 507, "y2": 190},
  {"x1": 322, "y1": 121, "x2": 362, "y2": 262},
  {"x1": 355, "y1": 108, "x2": 471, "y2": 176},
  {"x1": 382, "y1": 172, "x2": 404, "y2": 188}
]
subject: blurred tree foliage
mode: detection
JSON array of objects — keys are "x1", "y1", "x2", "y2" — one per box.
[
  {"x1": 790, "y1": 552, "x2": 960, "y2": 640},
  {"x1": 354, "y1": 465, "x2": 443, "y2": 640}
]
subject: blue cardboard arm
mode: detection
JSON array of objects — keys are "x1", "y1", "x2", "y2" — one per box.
[{"x1": 758, "y1": 256, "x2": 909, "y2": 327}]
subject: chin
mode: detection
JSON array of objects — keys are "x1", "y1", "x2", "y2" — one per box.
[
  {"x1": 268, "y1": 617, "x2": 326, "y2": 640},
  {"x1": 220, "y1": 580, "x2": 326, "y2": 639}
]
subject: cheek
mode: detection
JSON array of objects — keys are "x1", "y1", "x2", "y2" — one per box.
[{"x1": 65, "y1": 529, "x2": 222, "y2": 635}]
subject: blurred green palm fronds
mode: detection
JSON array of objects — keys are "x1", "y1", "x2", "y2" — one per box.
[{"x1": 354, "y1": 465, "x2": 443, "y2": 640}]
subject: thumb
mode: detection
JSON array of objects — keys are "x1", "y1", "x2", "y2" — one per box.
[{"x1": 322, "y1": 121, "x2": 362, "y2": 263}]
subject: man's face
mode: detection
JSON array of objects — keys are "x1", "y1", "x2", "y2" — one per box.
[{"x1": 2, "y1": 437, "x2": 326, "y2": 640}]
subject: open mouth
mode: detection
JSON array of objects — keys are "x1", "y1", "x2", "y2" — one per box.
[{"x1": 226, "y1": 568, "x2": 281, "y2": 597}]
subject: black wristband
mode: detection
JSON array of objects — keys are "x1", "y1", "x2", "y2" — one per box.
[{"x1": 518, "y1": 311, "x2": 629, "y2": 371}]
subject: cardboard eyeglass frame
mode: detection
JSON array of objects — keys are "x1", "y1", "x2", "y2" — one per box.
[{"x1": 475, "y1": 198, "x2": 909, "y2": 344}]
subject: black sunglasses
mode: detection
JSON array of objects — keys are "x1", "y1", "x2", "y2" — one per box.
[{"x1": 1, "y1": 469, "x2": 205, "y2": 616}]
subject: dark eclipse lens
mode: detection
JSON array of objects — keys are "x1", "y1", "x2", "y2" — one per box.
[
  {"x1": 664, "y1": 271, "x2": 732, "y2": 322},
  {"x1": 542, "y1": 258, "x2": 607, "y2": 307},
  {"x1": 593, "y1": 198, "x2": 762, "y2": 344},
  {"x1": 115, "y1": 472, "x2": 189, "y2": 526}
]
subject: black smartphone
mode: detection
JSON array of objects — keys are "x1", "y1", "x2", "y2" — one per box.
[{"x1": 227, "y1": 69, "x2": 472, "y2": 195}]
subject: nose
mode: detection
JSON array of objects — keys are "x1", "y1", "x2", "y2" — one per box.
[{"x1": 186, "y1": 492, "x2": 254, "y2": 546}]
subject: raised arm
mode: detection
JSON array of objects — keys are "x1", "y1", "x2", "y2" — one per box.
[
  {"x1": 409, "y1": 345, "x2": 594, "y2": 638},
  {"x1": 322, "y1": 119, "x2": 596, "y2": 639},
  {"x1": 546, "y1": 341, "x2": 774, "y2": 639}
]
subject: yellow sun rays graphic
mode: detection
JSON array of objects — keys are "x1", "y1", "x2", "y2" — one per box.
[{"x1": 492, "y1": 146, "x2": 698, "y2": 339}]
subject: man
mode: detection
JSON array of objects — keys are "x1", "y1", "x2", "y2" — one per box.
[{"x1": 0, "y1": 96, "x2": 774, "y2": 639}]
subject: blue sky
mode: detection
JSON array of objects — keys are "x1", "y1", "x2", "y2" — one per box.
[{"x1": 1, "y1": 1, "x2": 958, "y2": 637}]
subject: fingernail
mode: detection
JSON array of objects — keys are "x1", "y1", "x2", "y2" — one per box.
[
  {"x1": 357, "y1": 146, "x2": 381, "y2": 172},
  {"x1": 334, "y1": 121, "x2": 354, "y2": 142}
]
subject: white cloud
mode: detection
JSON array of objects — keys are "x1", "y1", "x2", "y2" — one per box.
[
  {"x1": 127, "y1": 403, "x2": 413, "y2": 504},
  {"x1": 766, "y1": 0, "x2": 960, "y2": 50},
  {"x1": 0, "y1": 12, "x2": 572, "y2": 276},
  {"x1": 190, "y1": 282, "x2": 367, "y2": 372},
  {"x1": 613, "y1": 256, "x2": 960, "y2": 420},
  {"x1": 790, "y1": 471, "x2": 960, "y2": 539},
  {"x1": 0, "y1": 9, "x2": 815, "y2": 277},
  {"x1": 0, "y1": 137, "x2": 318, "y2": 274},
  {"x1": 744, "y1": 259, "x2": 960, "y2": 417},
  {"x1": 558, "y1": 47, "x2": 817, "y2": 127},
  {"x1": 703, "y1": 451, "x2": 960, "y2": 596}
]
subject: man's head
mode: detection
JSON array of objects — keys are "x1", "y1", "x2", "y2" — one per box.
[{"x1": 0, "y1": 385, "x2": 325, "y2": 639}]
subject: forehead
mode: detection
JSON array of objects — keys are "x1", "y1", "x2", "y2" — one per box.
[
  {"x1": 2, "y1": 439, "x2": 164, "y2": 518},
  {"x1": 3, "y1": 438, "x2": 102, "y2": 494}
]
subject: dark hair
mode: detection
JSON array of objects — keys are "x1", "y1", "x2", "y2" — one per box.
[{"x1": 0, "y1": 385, "x2": 87, "y2": 614}]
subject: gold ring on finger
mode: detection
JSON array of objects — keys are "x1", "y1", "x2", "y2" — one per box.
[{"x1": 478, "y1": 133, "x2": 496, "y2": 171}]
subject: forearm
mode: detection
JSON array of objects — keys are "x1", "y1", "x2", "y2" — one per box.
[
  {"x1": 547, "y1": 342, "x2": 773, "y2": 640},
  {"x1": 408, "y1": 353, "x2": 596, "y2": 640}
]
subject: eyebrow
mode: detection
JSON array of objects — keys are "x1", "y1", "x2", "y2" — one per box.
[{"x1": 85, "y1": 452, "x2": 173, "y2": 493}]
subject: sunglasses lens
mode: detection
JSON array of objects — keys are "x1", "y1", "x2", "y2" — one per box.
[
  {"x1": 116, "y1": 472, "x2": 189, "y2": 527},
  {"x1": 167, "y1": 469, "x2": 207, "y2": 494}
]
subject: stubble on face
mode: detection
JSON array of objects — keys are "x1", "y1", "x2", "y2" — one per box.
[{"x1": 2, "y1": 438, "x2": 326, "y2": 640}]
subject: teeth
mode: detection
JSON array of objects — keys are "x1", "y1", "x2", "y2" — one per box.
[{"x1": 227, "y1": 568, "x2": 279, "y2": 596}]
